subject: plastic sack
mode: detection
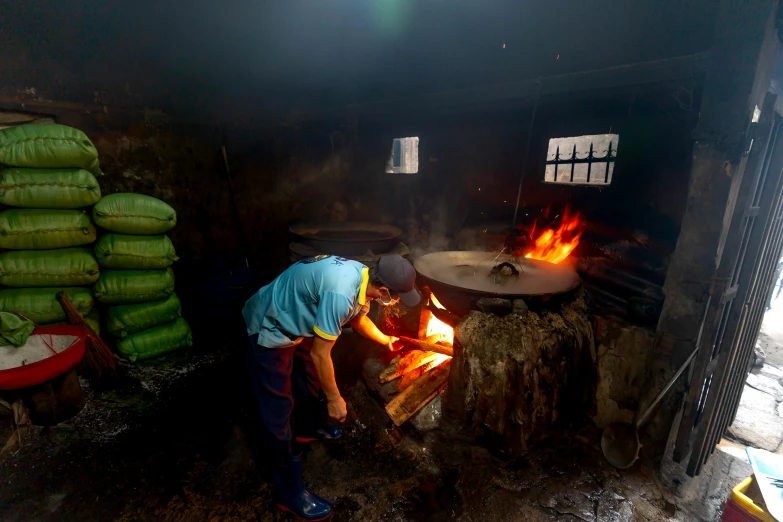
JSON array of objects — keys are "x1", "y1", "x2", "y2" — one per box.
[
  {"x1": 0, "y1": 168, "x2": 101, "y2": 208},
  {"x1": 0, "y1": 287, "x2": 94, "y2": 324},
  {"x1": 0, "y1": 209, "x2": 96, "y2": 250},
  {"x1": 0, "y1": 312, "x2": 35, "y2": 347},
  {"x1": 0, "y1": 248, "x2": 100, "y2": 287},
  {"x1": 107, "y1": 294, "x2": 181, "y2": 338},
  {"x1": 92, "y1": 193, "x2": 176, "y2": 235},
  {"x1": 93, "y1": 267, "x2": 175, "y2": 304},
  {"x1": 94, "y1": 234, "x2": 178, "y2": 269},
  {"x1": 0, "y1": 124, "x2": 102, "y2": 177},
  {"x1": 116, "y1": 317, "x2": 192, "y2": 362}
]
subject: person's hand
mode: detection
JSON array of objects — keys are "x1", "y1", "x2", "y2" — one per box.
[
  {"x1": 386, "y1": 336, "x2": 400, "y2": 352},
  {"x1": 327, "y1": 396, "x2": 347, "y2": 423}
]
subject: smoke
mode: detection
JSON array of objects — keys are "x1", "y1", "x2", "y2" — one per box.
[{"x1": 406, "y1": 198, "x2": 491, "y2": 259}]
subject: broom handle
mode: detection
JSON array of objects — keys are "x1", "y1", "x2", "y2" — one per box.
[
  {"x1": 55, "y1": 292, "x2": 99, "y2": 337},
  {"x1": 55, "y1": 291, "x2": 113, "y2": 360}
]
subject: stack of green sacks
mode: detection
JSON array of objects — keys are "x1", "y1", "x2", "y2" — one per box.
[
  {"x1": 0, "y1": 124, "x2": 103, "y2": 332},
  {"x1": 92, "y1": 193, "x2": 192, "y2": 362}
]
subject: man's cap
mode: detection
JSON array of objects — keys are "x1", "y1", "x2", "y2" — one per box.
[{"x1": 377, "y1": 254, "x2": 421, "y2": 307}]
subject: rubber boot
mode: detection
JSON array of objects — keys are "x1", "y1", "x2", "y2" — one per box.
[
  {"x1": 295, "y1": 424, "x2": 343, "y2": 443},
  {"x1": 273, "y1": 454, "x2": 333, "y2": 521}
]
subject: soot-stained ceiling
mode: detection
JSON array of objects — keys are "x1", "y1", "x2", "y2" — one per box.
[{"x1": 1, "y1": 0, "x2": 718, "y2": 123}]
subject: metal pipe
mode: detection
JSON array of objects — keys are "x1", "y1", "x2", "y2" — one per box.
[{"x1": 511, "y1": 81, "x2": 542, "y2": 228}]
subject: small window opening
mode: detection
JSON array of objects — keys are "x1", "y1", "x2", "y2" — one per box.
[
  {"x1": 544, "y1": 134, "x2": 619, "y2": 186},
  {"x1": 386, "y1": 137, "x2": 419, "y2": 174}
]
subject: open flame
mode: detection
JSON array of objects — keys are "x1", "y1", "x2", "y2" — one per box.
[
  {"x1": 421, "y1": 293, "x2": 453, "y2": 367},
  {"x1": 520, "y1": 206, "x2": 584, "y2": 264},
  {"x1": 425, "y1": 293, "x2": 454, "y2": 346}
]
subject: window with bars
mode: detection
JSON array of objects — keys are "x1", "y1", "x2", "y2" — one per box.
[
  {"x1": 544, "y1": 134, "x2": 619, "y2": 185},
  {"x1": 386, "y1": 137, "x2": 419, "y2": 174}
]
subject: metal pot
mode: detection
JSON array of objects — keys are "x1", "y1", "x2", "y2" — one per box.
[
  {"x1": 290, "y1": 222, "x2": 402, "y2": 257},
  {"x1": 414, "y1": 251, "x2": 580, "y2": 316}
]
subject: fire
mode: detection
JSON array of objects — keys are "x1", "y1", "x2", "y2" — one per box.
[
  {"x1": 425, "y1": 293, "x2": 454, "y2": 346},
  {"x1": 521, "y1": 206, "x2": 584, "y2": 264}
]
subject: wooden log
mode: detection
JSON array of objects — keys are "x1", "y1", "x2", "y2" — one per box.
[
  {"x1": 394, "y1": 358, "x2": 440, "y2": 393},
  {"x1": 386, "y1": 360, "x2": 451, "y2": 426},
  {"x1": 426, "y1": 303, "x2": 461, "y2": 328},
  {"x1": 379, "y1": 350, "x2": 442, "y2": 384},
  {"x1": 396, "y1": 336, "x2": 454, "y2": 357},
  {"x1": 424, "y1": 333, "x2": 450, "y2": 345}
]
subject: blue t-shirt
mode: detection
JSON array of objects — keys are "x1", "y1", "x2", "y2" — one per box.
[{"x1": 242, "y1": 255, "x2": 370, "y2": 348}]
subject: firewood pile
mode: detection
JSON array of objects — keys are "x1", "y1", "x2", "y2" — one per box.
[{"x1": 380, "y1": 335, "x2": 453, "y2": 426}]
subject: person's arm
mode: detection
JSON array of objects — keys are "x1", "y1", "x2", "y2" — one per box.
[
  {"x1": 310, "y1": 334, "x2": 347, "y2": 422},
  {"x1": 350, "y1": 314, "x2": 398, "y2": 352}
]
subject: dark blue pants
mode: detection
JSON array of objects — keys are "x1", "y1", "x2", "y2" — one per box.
[{"x1": 246, "y1": 334, "x2": 324, "y2": 466}]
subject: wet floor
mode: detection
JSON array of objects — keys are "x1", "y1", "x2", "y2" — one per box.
[{"x1": 0, "y1": 343, "x2": 689, "y2": 522}]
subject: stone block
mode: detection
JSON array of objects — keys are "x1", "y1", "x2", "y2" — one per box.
[
  {"x1": 450, "y1": 294, "x2": 594, "y2": 455},
  {"x1": 592, "y1": 316, "x2": 654, "y2": 429},
  {"x1": 729, "y1": 385, "x2": 783, "y2": 451}
]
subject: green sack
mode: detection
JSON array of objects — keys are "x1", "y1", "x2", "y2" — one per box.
[
  {"x1": 93, "y1": 193, "x2": 177, "y2": 235},
  {"x1": 0, "y1": 287, "x2": 94, "y2": 324},
  {"x1": 107, "y1": 294, "x2": 182, "y2": 338},
  {"x1": 0, "y1": 209, "x2": 97, "y2": 250},
  {"x1": 0, "y1": 124, "x2": 102, "y2": 177},
  {"x1": 93, "y1": 267, "x2": 175, "y2": 304},
  {"x1": 0, "y1": 248, "x2": 100, "y2": 287},
  {"x1": 94, "y1": 234, "x2": 178, "y2": 269},
  {"x1": 0, "y1": 312, "x2": 35, "y2": 347},
  {"x1": 0, "y1": 168, "x2": 101, "y2": 208},
  {"x1": 116, "y1": 317, "x2": 192, "y2": 362}
]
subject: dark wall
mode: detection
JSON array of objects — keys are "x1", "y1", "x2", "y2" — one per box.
[
  {"x1": 21, "y1": 82, "x2": 698, "y2": 292},
  {"x1": 331, "y1": 86, "x2": 700, "y2": 268}
]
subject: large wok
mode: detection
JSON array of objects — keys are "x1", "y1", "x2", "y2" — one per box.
[
  {"x1": 414, "y1": 251, "x2": 580, "y2": 316},
  {"x1": 290, "y1": 222, "x2": 402, "y2": 257}
]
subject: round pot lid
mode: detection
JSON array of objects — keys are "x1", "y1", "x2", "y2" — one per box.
[{"x1": 414, "y1": 251, "x2": 580, "y2": 297}]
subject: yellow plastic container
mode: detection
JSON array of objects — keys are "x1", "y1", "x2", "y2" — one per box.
[{"x1": 721, "y1": 476, "x2": 778, "y2": 522}]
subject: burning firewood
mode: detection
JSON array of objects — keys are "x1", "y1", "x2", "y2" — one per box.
[
  {"x1": 379, "y1": 350, "x2": 443, "y2": 384},
  {"x1": 395, "y1": 336, "x2": 454, "y2": 357},
  {"x1": 394, "y1": 359, "x2": 440, "y2": 392},
  {"x1": 424, "y1": 333, "x2": 450, "y2": 345},
  {"x1": 425, "y1": 303, "x2": 461, "y2": 329},
  {"x1": 385, "y1": 360, "x2": 451, "y2": 426}
]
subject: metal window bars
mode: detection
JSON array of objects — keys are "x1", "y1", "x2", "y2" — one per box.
[
  {"x1": 546, "y1": 135, "x2": 617, "y2": 185},
  {"x1": 672, "y1": 99, "x2": 783, "y2": 476}
]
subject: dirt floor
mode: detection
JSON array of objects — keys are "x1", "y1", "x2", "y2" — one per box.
[{"x1": 0, "y1": 333, "x2": 704, "y2": 522}]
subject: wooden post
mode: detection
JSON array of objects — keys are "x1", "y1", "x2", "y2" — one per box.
[{"x1": 641, "y1": 0, "x2": 781, "y2": 464}]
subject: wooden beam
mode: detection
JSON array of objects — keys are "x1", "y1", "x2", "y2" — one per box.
[
  {"x1": 0, "y1": 96, "x2": 107, "y2": 114},
  {"x1": 301, "y1": 53, "x2": 709, "y2": 121},
  {"x1": 385, "y1": 361, "x2": 451, "y2": 426}
]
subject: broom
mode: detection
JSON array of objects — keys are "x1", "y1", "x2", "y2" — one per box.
[{"x1": 56, "y1": 292, "x2": 115, "y2": 377}]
